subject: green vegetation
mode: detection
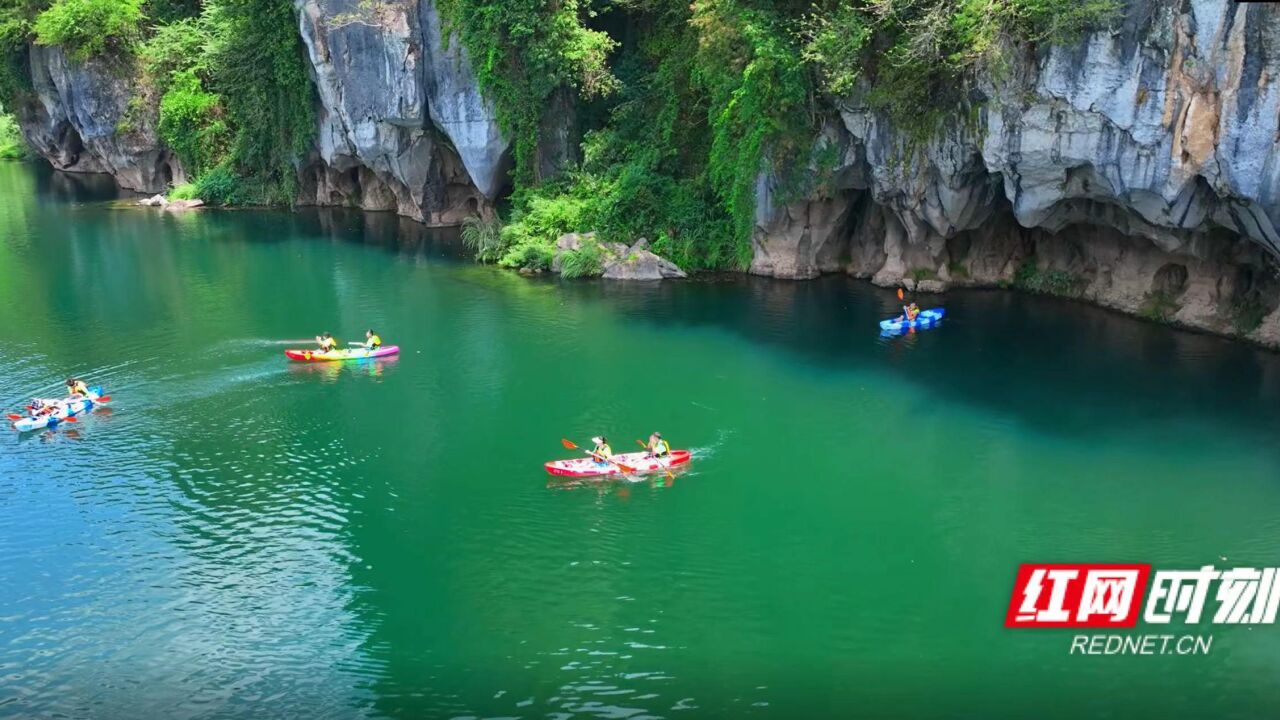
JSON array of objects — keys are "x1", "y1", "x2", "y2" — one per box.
[
  {"x1": 460, "y1": 214, "x2": 505, "y2": 263},
  {"x1": 167, "y1": 180, "x2": 197, "y2": 200},
  {"x1": 1013, "y1": 261, "x2": 1085, "y2": 297},
  {"x1": 0, "y1": 108, "x2": 24, "y2": 158},
  {"x1": 32, "y1": 0, "x2": 141, "y2": 60},
  {"x1": 558, "y1": 239, "x2": 603, "y2": 278},
  {"x1": 1230, "y1": 297, "x2": 1268, "y2": 335},
  {"x1": 1139, "y1": 290, "x2": 1180, "y2": 323}
]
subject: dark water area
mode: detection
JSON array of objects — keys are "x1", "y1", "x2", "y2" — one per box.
[{"x1": 3, "y1": 162, "x2": 1280, "y2": 719}]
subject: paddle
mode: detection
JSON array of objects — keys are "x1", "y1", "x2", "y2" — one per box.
[
  {"x1": 635, "y1": 439, "x2": 675, "y2": 480},
  {"x1": 93, "y1": 395, "x2": 111, "y2": 403},
  {"x1": 6, "y1": 414, "x2": 20, "y2": 421},
  {"x1": 560, "y1": 438, "x2": 636, "y2": 474}
]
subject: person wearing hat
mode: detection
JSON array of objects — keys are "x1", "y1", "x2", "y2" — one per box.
[
  {"x1": 590, "y1": 436, "x2": 613, "y2": 467},
  {"x1": 645, "y1": 432, "x2": 670, "y2": 459}
]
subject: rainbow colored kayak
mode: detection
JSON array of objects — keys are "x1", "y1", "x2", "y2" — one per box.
[
  {"x1": 545, "y1": 450, "x2": 692, "y2": 478},
  {"x1": 11, "y1": 386, "x2": 105, "y2": 432},
  {"x1": 284, "y1": 346, "x2": 400, "y2": 362},
  {"x1": 880, "y1": 308, "x2": 945, "y2": 333}
]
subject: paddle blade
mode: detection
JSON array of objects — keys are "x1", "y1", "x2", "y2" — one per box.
[
  {"x1": 560, "y1": 438, "x2": 578, "y2": 450},
  {"x1": 615, "y1": 463, "x2": 636, "y2": 474},
  {"x1": 635, "y1": 439, "x2": 647, "y2": 448},
  {"x1": 897, "y1": 288, "x2": 905, "y2": 300},
  {"x1": 6, "y1": 414, "x2": 20, "y2": 421},
  {"x1": 62, "y1": 416, "x2": 77, "y2": 423},
  {"x1": 94, "y1": 395, "x2": 111, "y2": 403}
]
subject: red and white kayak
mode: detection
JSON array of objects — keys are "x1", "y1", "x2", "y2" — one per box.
[
  {"x1": 285, "y1": 345, "x2": 400, "y2": 362},
  {"x1": 545, "y1": 450, "x2": 692, "y2": 478}
]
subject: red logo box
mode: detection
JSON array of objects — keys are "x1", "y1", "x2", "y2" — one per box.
[{"x1": 1006, "y1": 563, "x2": 1151, "y2": 628}]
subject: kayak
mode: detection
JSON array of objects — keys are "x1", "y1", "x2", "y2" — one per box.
[
  {"x1": 12, "y1": 386, "x2": 104, "y2": 432},
  {"x1": 880, "y1": 308, "x2": 945, "y2": 332},
  {"x1": 545, "y1": 450, "x2": 692, "y2": 478},
  {"x1": 284, "y1": 345, "x2": 400, "y2": 362}
]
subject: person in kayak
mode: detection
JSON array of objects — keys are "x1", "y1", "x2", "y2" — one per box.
[
  {"x1": 898, "y1": 302, "x2": 920, "y2": 322},
  {"x1": 590, "y1": 436, "x2": 613, "y2": 467},
  {"x1": 65, "y1": 378, "x2": 88, "y2": 399},
  {"x1": 645, "y1": 432, "x2": 671, "y2": 458},
  {"x1": 316, "y1": 332, "x2": 338, "y2": 353},
  {"x1": 363, "y1": 329, "x2": 382, "y2": 351},
  {"x1": 29, "y1": 398, "x2": 55, "y2": 418}
]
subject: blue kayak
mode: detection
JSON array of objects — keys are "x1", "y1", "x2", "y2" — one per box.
[{"x1": 880, "y1": 308, "x2": 945, "y2": 333}]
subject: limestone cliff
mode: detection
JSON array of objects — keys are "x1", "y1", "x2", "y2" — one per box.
[
  {"x1": 753, "y1": 0, "x2": 1280, "y2": 345},
  {"x1": 17, "y1": 45, "x2": 182, "y2": 194},
  {"x1": 292, "y1": 0, "x2": 511, "y2": 223}
]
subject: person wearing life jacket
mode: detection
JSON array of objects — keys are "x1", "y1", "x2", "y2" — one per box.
[
  {"x1": 905, "y1": 302, "x2": 920, "y2": 321},
  {"x1": 646, "y1": 432, "x2": 670, "y2": 458},
  {"x1": 65, "y1": 378, "x2": 88, "y2": 399},
  {"x1": 316, "y1": 332, "x2": 338, "y2": 353},
  {"x1": 591, "y1": 436, "x2": 613, "y2": 467},
  {"x1": 364, "y1": 329, "x2": 382, "y2": 351}
]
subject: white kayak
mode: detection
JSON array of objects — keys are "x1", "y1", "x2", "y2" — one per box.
[{"x1": 11, "y1": 386, "x2": 105, "y2": 432}]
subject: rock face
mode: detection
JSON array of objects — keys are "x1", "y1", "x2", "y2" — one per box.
[
  {"x1": 293, "y1": 0, "x2": 511, "y2": 223},
  {"x1": 18, "y1": 45, "x2": 183, "y2": 194},
  {"x1": 753, "y1": 0, "x2": 1280, "y2": 345},
  {"x1": 552, "y1": 233, "x2": 687, "y2": 280}
]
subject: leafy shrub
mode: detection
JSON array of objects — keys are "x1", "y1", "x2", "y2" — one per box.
[
  {"x1": 1231, "y1": 297, "x2": 1269, "y2": 334},
  {"x1": 1013, "y1": 261, "x2": 1085, "y2": 297},
  {"x1": 559, "y1": 240, "x2": 602, "y2": 279},
  {"x1": 497, "y1": 185, "x2": 592, "y2": 270},
  {"x1": 460, "y1": 214, "x2": 506, "y2": 263},
  {"x1": 0, "y1": 109, "x2": 25, "y2": 158},
  {"x1": 33, "y1": 0, "x2": 142, "y2": 60},
  {"x1": 157, "y1": 69, "x2": 227, "y2": 175},
  {"x1": 1139, "y1": 290, "x2": 1180, "y2": 323},
  {"x1": 139, "y1": 18, "x2": 209, "y2": 93},
  {"x1": 191, "y1": 163, "x2": 241, "y2": 205},
  {"x1": 167, "y1": 181, "x2": 198, "y2": 200}
]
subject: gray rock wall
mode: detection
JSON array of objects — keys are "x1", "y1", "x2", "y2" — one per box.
[
  {"x1": 19, "y1": 45, "x2": 182, "y2": 193},
  {"x1": 293, "y1": 0, "x2": 509, "y2": 223}
]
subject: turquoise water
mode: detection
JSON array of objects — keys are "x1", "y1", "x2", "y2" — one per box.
[{"x1": 3, "y1": 162, "x2": 1280, "y2": 718}]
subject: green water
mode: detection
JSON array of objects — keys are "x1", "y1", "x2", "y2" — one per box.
[{"x1": 4, "y1": 161, "x2": 1280, "y2": 719}]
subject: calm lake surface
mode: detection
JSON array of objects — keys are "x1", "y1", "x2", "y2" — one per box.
[{"x1": 3, "y1": 161, "x2": 1280, "y2": 719}]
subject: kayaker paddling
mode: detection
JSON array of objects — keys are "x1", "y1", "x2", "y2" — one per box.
[
  {"x1": 645, "y1": 432, "x2": 670, "y2": 459},
  {"x1": 316, "y1": 332, "x2": 338, "y2": 353},
  {"x1": 590, "y1": 436, "x2": 613, "y2": 467},
  {"x1": 66, "y1": 378, "x2": 88, "y2": 399},
  {"x1": 364, "y1": 329, "x2": 382, "y2": 351}
]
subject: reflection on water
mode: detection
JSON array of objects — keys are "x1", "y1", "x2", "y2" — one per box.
[{"x1": 287, "y1": 356, "x2": 400, "y2": 383}]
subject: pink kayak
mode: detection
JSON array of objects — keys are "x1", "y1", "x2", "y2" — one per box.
[
  {"x1": 284, "y1": 345, "x2": 400, "y2": 362},
  {"x1": 545, "y1": 450, "x2": 691, "y2": 478}
]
